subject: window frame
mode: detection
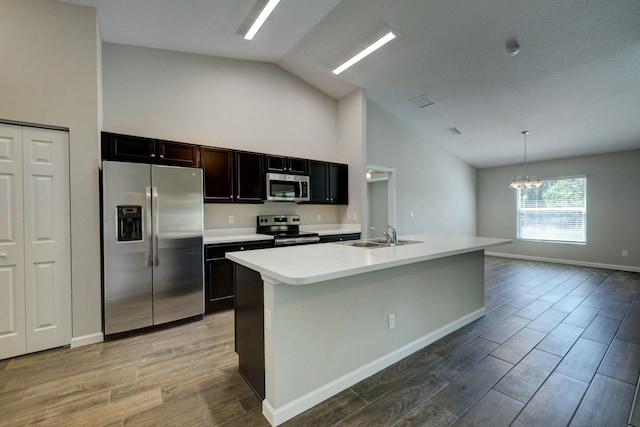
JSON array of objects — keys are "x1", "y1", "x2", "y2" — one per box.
[{"x1": 516, "y1": 174, "x2": 587, "y2": 245}]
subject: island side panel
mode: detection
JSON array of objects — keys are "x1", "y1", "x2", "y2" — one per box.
[
  {"x1": 267, "y1": 250, "x2": 485, "y2": 411},
  {"x1": 235, "y1": 264, "x2": 265, "y2": 400}
]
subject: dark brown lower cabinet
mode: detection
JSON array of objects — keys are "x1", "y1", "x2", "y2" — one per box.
[
  {"x1": 204, "y1": 240, "x2": 273, "y2": 314},
  {"x1": 318, "y1": 233, "x2": 360, "y2": 243},
  {"x1": 234, "y1": 263, "x2": 265, "y2": 400},
  {"x1": 205, "y1": 258, "x2": 235, "y2": 313}
]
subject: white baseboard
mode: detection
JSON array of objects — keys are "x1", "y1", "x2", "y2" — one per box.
[
  {"x1": 485, "y1": 252, "x2": 640, "y2": 273},
  {"x1": 262, "y1": 307, "x2": 487, "y2": 426},
  {"x1": 70, "y1": 332, "x2": 104, "y2": 348}
]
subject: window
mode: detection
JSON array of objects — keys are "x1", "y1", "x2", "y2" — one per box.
[{"x1": 517, "y1": 176, "x2": 587, "y2": 243}]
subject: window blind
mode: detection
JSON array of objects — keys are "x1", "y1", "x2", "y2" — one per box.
[{"x1": 517, "y1": 176, "x2": 587, "y2": 243}]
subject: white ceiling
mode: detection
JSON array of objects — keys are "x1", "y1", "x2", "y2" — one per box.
[{"x1": 62, "y1": 0, "x2": 640, "y2": 168}]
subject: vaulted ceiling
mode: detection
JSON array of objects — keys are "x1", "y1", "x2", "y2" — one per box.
[{"x1": 62, "y1": 0, "x2": 640, "y2": 168}]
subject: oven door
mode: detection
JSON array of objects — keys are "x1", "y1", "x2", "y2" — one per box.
[{"x1": 266, "y1": 173, "x2": 309, "y2": 202}]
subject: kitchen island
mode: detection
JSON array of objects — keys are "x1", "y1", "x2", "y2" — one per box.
[{"x1": 227, "y1": 234, "x2": 511, "y2": 426}]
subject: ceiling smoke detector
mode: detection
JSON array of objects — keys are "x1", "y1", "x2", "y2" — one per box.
[{"x1": 505, "y1": 39, "x2": 520, "y2": 56}]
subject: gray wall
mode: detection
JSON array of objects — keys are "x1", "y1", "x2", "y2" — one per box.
[
  {"x1": 478, "y1": 149, "x2": 640, "y2": 270},
  {"x1": 102, "y1": 43, "x2": 364, "y2": 228},
  {"x1": 367, "y1": 101, "x2": 477, "y2": 236},
  {"x1": 0, "y1": 0, "x2": 102, "y2": 341}
]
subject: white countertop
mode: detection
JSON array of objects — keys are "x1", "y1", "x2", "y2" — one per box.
[
  {"x1": 203, "y1": 228, "x2": 273, "y2": 245},
  {"x1": 226, "y1": 234, "x2": 512, "y2": 285}
]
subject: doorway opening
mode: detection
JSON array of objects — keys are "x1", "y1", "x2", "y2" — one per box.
[{"x1": 365, "y1": 165, "x2": 396, "y2": 239}]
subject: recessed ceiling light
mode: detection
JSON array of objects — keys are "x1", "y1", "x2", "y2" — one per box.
[
  {"x1": 332, "y1": 31, "x2": 396, "y2": 75},
  {"x1": 409, "y1": 94, "x2": 434, "y2": 109},
  {"x1": 447, "y1": 127, "x2": 463, "y2": 135},
  {"x1": 244, "y1": 0, "x2": 280, "y2": 41}
]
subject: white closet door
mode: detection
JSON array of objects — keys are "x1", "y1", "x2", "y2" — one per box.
[
  {"x1": 0, "y1": 124, "x2": 26, "y2": 359},
  {"x1": 22, "y1": 127, "x2": 71, "y2": 353}
]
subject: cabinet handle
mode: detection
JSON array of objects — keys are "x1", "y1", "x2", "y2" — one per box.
[
  {"x1": 0, "y1": 252, "x2": 7, "y2": 257},
  {"x1": 151, "y1": 153, "x2": 155, "y2": 158},
  {"x1": 229, "y1": 195, "x2": 233, "y2": 199},
  {"x1": 160, "y1": 154, "x2": 165, "y2": 158},
  {"x1": 240, "y1": 247, "x2": 245, "y2": 250}
]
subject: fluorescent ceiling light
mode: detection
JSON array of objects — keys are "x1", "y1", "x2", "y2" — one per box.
[
  {"x1": 332, "y1": 31, "x2": 396, "y2": 75},
  {"x1": 244, "y1": 0, "x2": 280, "y2": 41}
]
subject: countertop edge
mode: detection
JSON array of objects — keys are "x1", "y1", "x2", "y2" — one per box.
[{"x1": 227, "y1": 238, "x2": 512, "y2": 286}]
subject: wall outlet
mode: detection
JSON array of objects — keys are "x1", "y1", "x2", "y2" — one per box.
[
  {"x1": 317, "y1": 214, "x2": 322, "y2": 222},
  {"x1": 410, "y1": 212, "x2": 414, "y2": 219},
  {"x1": 227, "y1": 215, "x2": 234, "y2": 224},
  {"x1": 622, "y1": 250, "x2": 629, "y2": 257},
  {"x1": 388, "y1": 314, "x2": 396, "y2": 329}
]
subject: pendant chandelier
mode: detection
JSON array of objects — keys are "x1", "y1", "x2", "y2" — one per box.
[{"x1": 510, "y1": 130, "x2": 542, "y2": 189}]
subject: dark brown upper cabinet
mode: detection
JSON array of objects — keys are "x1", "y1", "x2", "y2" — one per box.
[
  {"x1": 201, "y1": 147, "x2": 234, "y2": 202},
  {"x1": 308, "y1": 160, "x2": 348, "y2": 204},
  {"x1": 235, "y1": 151, "x2": 264, "y2": 203},
  {"x1": 264, "y1": 155, "x2": 308, "y2": 175},
  {"x1": 101, "y1": 132, "x2": 199, "y2": 167},
  {"x1": 309, "y1": 160, "x2": 329, "y2": 203},
  {"x1": 102, "y1": 133, "x2": 156, "y2": 164},
  {"x1": 329, "y1": 163, "x2": 349, "y2": 204},
  {"x1": 157, "y1": 140, "x2": 200, "y2": 167}
]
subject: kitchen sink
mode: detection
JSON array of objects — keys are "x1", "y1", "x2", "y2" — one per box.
[
  {"x1": 339, "y1": 239, "x2": 422, "y2": 248},
  {"x1": 344, "y1": 241, "x2": 386, "y2": 248}
]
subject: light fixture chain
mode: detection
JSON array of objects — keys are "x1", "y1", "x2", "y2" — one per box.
[{"x1": 523, "y1": 131, "x2": 527, "y2": 178}]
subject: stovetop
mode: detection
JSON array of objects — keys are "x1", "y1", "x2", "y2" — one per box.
[{"x1": 256, "y1": 215, "x2": 319, "y2": 241}]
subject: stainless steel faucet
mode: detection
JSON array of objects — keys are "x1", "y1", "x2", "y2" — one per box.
[
  {"x1": 387, "y1": 225, "x2": 398, "y2": 245},
  {"x1": 369, "y1": 225, "x2": 398, "y2": 245}
]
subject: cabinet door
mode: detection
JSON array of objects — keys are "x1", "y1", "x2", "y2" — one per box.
[
  {"x1": 102, "y1": 132, "x2": 156, "y2": 163},
  {"x1": 329, "y1": 163, "x2": 349, "y2": 204},
  {"x1": 157, "y1": 140, "x2": 199, "y2": 167},
  {"x1": 308, "y1": 160, "x2": 329, "y2": 203},
  {"x1": 235, "y1": 151, "x2": 264, "y2": 202},
  {"x1": 201, "y1": 147, "x2": 233, "y2": 202},
  {"x1": 287, "y1": 158, "x2": 308, "y2": 175},
  {"x1": 265, "y1": 155, "x2": 308, "y2": 175},
  {"x1": 264, "y1": 155, "x2": 287, "y2": 173},
  {"x1": 205, "y1": 258, "x2": 235, "y2": 313}
]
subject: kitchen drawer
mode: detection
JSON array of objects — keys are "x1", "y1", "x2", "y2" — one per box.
[
  {"x1": 205, "y1": 240, "x2": 274, "y2": 260},
  {"x1": 319, "y1": 233, "x2": 361, "y2": 243}
]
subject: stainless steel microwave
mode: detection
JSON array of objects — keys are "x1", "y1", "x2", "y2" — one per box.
[{"x1": 265, "y1": 173, "x2": 310, "y2": 202}]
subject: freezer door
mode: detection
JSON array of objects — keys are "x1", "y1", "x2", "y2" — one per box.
[
  {"x1": 102, "y1": 161, "x2": 153, "y2": 335},
  {"x1": 152, "y1": 165, "x2": 204, "y2": 325}
]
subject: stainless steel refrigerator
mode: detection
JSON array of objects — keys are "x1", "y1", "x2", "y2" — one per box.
[{"x1": 102, "y1": 160, "x2": 204, "y2": 336}]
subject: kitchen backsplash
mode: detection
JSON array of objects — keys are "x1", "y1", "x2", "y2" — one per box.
[{"x1": 204, "y1": 203, "x2": 346, "y2": 229}]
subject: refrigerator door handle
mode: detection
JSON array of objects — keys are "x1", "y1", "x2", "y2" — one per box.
[
  {"x1": 145, "y1": 186, "x2": 153, "y2": 267},
  {"x1": 152, "y1": 186, "x2": 160, "y2": 266}
]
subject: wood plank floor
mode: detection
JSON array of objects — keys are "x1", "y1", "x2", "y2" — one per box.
[{"x1": 1, "y1": 257, "x2": 638, "y2": 426}]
